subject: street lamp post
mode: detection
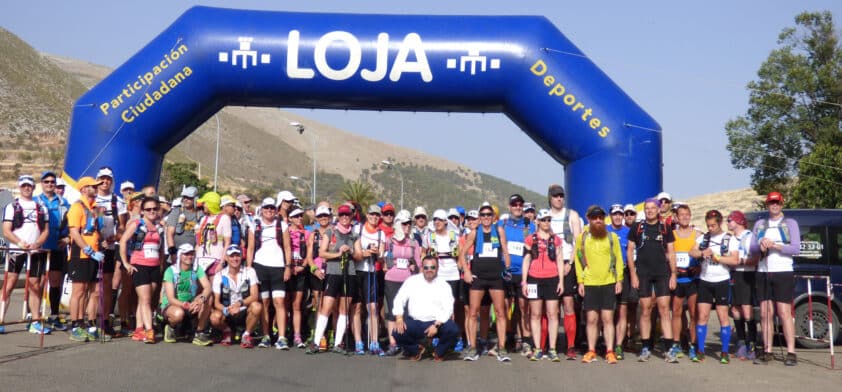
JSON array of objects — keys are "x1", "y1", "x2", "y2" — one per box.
[
  {"x1": 290, "y1": 122, "x2": 316, "y2": 204},
  {"x1": 381, "y1": 160, "x2": 404, "y2": 210},
  {"x1": 288, "y1": 176, "x2": 313, "y2": 204},
  {"x1": 213, "y1": 114, "x2": 220, "y2": 192}
]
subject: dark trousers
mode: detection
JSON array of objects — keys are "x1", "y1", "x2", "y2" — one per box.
[{"x1": 393, "y1": 316, "x2": 459, "y2": 356}]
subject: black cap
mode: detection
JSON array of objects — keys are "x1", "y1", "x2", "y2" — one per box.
[
  {"x1": 548, "y1": 184, "x2": 565, "y2": 197},
  {"x1": 509, "y1": 194, "x2": 524, "y2": 205},
  {"x1": 586, "y1": 205, "x2": 606, "y2": 218}
]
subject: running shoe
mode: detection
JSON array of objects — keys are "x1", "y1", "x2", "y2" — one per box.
[
  {"x1": 784, "y1": 352, "x2": 797, "y2": 366},
  {"x1": 144, "y1": 329, "x2": 155, "y2": 344},
  {"x1": 220, "y1": 329, "x2": 233, "y2": 346},
  {"x1": 330, "y1": 345, "x2": 346, "y2": 355},
  {"x1": 275, "y1": 336, "x2": 290, "y2": 350},
  {"x1": 192, "y1": 332, "x2": 212, "y2": 346},
  {"x1": 637, "y1": 347, "x2": 651, "y2": 362},
  {"x1": 736, "y1": 344, "x2": 748, "y2": 360},
  {"x1": 47, "y1": 316, "x2": 67, "y2": 331},
  {"x1": 163, "y1": 324, "x2": 176, "y2": 343},
  {"x1": 665, "y1": 344, "x2": 680, "y2": 363},
  {"x1": 487, "y1": 344, "x2": 498, "y2": 357},
  {"x1": 521, "y1": 341, "x2": 533, "y2": 357},
  {"x1": 615, "y1": 345, "x2": 624, "y2": 360},
  {"x1": 241, "y1": 334, "x2": 255, "y2": 349},
  {"x1": 529, "y1": 350, "x2": 543, "y2": 361},
  {"x1": 295, "y1": 336, "x2": 306, "y2": 349},
  {"x1": 257, "y1": 335, "x2": 271, "y2": 348},
  {"x1": 369, "y1": 341, "x2": 385, "y2": 356},
  {"x1": 547, "y1": 349, "x2": 560, "y2": 362},
  {"x1": 70, "y1": 327, "x2": 87, "y2": 342},
  {"x1": 566, "y1": 347, "x2": 577, "y2": 360},
  {"x1": 29, "y1": 321, "x2": 52, "y2": 335},
  {"x1": 582, "y1": 351, "x2": 598, "y2": 363},
  {"x1": 384, "y1": 345, "x2": 401, "y2": 357},
  {"x1": 355, "y1": 341, "x2": 366, "y2": 355},
  {"x1": 306, "y1": 342, "x2": 320, "y2": 354},
  {"x1": 410, "y1": 345, "x2": 426, "y2": 361},
  {"x1": 688, "y1": 345, "x2": 697, "y2": 361},
  {"x1": 0, "y1": 325, "x2": 4, "y2": 334},
  {"x1": 606, "y1": 351, "x2": 618, "y2": 364},
  {"x1": 672, "y1": 343, "x2": 684, "y2": 358},
  {"x1": 746, "y1": 343, "x2": 757, "y2": 361},
  {"x1": 496, "y1": 347, "x2": 511, "y2": 362},
  {"x1": 753, "y1": 351, "x2": 770, "y2": 365},
  {"x1": 454, "y1": 338, "x2": 464, "y2": 353},
  {"x1": 691, "y1": 351, "x2": 705, "y2": 363},
  {"x1": 462, "y1": 347, "x2": 480, "y2": 361},
  {"x1": 477, "y1": 338, "x2": 489, "y2": 356},
  {"x1": 431, "y1": 337, "x2": 439, "y2": 347},
  {"x1": 131, "y1": 327, "x2": 145, "y2": 341},
  {"x1": 433, "y1": 350, "x2": 455, "y2": 362},
  {"x1": 720, "y1": 352, "x2": 730, "y2": 364}
]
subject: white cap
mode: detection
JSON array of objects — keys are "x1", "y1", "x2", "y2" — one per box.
[
  {"x1": 172, "y1": 198, "x2": 182, "y2": 208},
  {"x1": 537, "y1": 209, "x2": 551, "y2": 220},
  {"x1": 181, "y1": 186, "x2": 198, "y2": 198},
  {"x1": 261, "y1": 197, "x2": 276, "y2": 208},
  {"x1": 96, "y1": 167, "x2": 114, "y2": 179},
  {"x1": 656, "y1": 192, "x2": 672, "y2": 201},
  {"x1": 225, "y1": 245, "x2": 243, "y2": 256},
  {"x1": 17, "y1": 175, "x2": 35, "y2": 187},
  {"x1": 289, "y1": 208, "x2": 304, "y2": 217},
  {"x1": 220, "y1": 195, "x2": 236, "y2": 207},
  {"x1": 56, "y1": 178, "x2": 66, "y2": 187},
  {"x1": 276, "y1": 190, "x2": 295, "y2": 202},
  {"x1": 396, "y1": 209, "x2": 411, "y2": 222},
  {"x1": 120, "y1": 181, "x2": 135, "y2": 191},
  {"x1": 394, "y1": 213, "x2": 411, "y2": 224},
  {"x1": 413, "y1": 206, "x2": 427, "y2": 218},
  {"x1": 432, "y1": 209, "x2": 447, "y2": 220},
  {"x1": 499, "y1": 213, "x2": 510, "y2": 221},
  {"x1": 467, "y1": 210, "x2": 479, "y2": 219},
  {"x1": 609, "y1": 204, "x2": 624, "y2": 215},
  {"x1": 523, "y1": 202, "x2": 536, "y2": 212},
  {"x1": 177, "y1": 243, "x2": 195, "y2": 254},
  {"x1": 158, "y1": 195, "x2": 169, "y2": 204},
  {"x1": 447, "y1": 208, "x2": 460, "y2": 218},
  {"x1": 315, "y1": 206, "x2": 331, "y2": 216},
  {"x1": 623, "y1": 204, "x2": 637, "y2": 213}
]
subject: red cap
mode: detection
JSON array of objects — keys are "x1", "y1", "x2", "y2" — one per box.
[
  {"x1": 337, "y1": 204, "x2": 352, "y2": 215},
  {"x1": 728, "y1": 210, "x2": 747, "y2": 226},
  {"x1": 382, "y1": 203, "x2": 395, "y2": 213},
  {"x1": 766, "y1": 191, "x2": 784, "y2": 204}
]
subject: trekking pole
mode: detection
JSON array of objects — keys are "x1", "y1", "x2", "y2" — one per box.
[
  {"x1": 0, "y1": 251, "x2": 9, "y2": 325},
  {"x1": 40, "y1": 252, "x2": 51, "y2": 349},
  {"x1": 98, "y1": 257, "x2": 105, "y2": 343},
  {"x1": 22, "y1": 252, "x2": 32, "y2": 321}
]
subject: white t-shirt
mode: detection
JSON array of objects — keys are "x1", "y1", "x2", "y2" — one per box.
[
  {"x1": 253, "y1": 218, "x2": 288, "y2": 268},
  {"x1": 356, "y1": 225, "x2": 384, "y2": 273},
  {"x1": 95, "y1": 193, "x2": 127, "y2": 249},
  {"x1": 423, "y1": 229, "x2": 459, "y2": 281},
  {"x1": 3, "y1": 199, "x2": 47, "y2": 253},
  {"x1": 697, "y1": 232, "x2": 738, "y2": 283},
  {"x1": 550, "y1": 208, "x2": 580, "y2": 261},
  {"x1": 758, "y1": 217, "x2": 794, "y2": 273},
  {"x1": 212, "y1": 266, "x2": 259, "y2": 305},
  {"x1": 733, "y1": 230, "x2": 756, "y2": 272}
]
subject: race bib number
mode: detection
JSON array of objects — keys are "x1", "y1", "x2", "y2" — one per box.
[
  {"x1": 676, "y1": 252, "x2": 690, "y2": 268},
  {"x1": 197, "y1": 257, "x2": 217, "y2": 272},
  {"x1": 479, "y1": 243, "x2": 496, "y2": 258},
  {"x1": 507, "y1": 241, "x2": 524, "y2": 257},
  {"x1": 293, "y1": 251, "x2": 302, "y2": 261},
  {"x1": 396, "y1": 258, "x2": 409, "y2": 270},
  {"x1": 143, "y1": 244, "x2": 159, "y2": 259},
  {"x1": 526, "y1": 284, "x2": 538, "y2": 299}
]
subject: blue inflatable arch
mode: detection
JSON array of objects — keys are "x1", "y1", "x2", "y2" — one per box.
[{"x1": 63, "y1": 6, "x2": 661, "y2": 212}]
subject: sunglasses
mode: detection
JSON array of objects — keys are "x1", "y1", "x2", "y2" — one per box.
[
  {"x1": 263, "y1": 206, "x2": 277, "y2": 210},
  {"x1": 339, "y1": 212, "x2": 352, "y2": 217},
  {"x1": 401, "y1": 222, "x2": 411, "y2": 226},
  {"x1": 422, "y1": 265, "x2": 437, "y2": 271},
  {"x1": 383, "y1": 212, "x2": 395, "y2": 217},
  {"x1": 317, "y1": 214, "x2": 331, "y2": 218},
  {"x1": 143, "y1": 208, "x2": 158, "y2": 212},
  {"x1": 449, "y1": 216, "x2": 459, "y2": 220},
  {"x1": 510, "y1": 203, "x2": 523, "y2": 207},
  {"x1": 415, "y1": 216, "x2": 427, "y2": 220},
  {"x1": 479, "y1": 213, "x2": 494, "y2": 217},
  {"x1": 433, "y1": 218, "x2": 445, "y2": 222},
  {"x1": 539, "y1": 218, "x2": 551, "y2": 222},
  {"x1": 767, "y1": 200, "x2": 781, "y2": 205},
  {"x1": 551, "y1": 194, "x2": 564, "y2": 198},
  {"x1": 42, "y1": 180, "x2": 56, "y2": 184},
  {"x1": 624, "y1": 212, "x2": 636, "y2": 216},
  {"x1": 660, "y1": 199, "x2": 671, "y2": 203}
]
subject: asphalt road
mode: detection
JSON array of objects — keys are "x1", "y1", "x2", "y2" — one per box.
[{"x1": 1, "y1": 293, "x2": 839, "y2": 392}]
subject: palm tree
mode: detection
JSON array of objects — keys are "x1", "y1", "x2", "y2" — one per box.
[{"x1": 341, "y1": 180, "x2": 377, "y2": 213}]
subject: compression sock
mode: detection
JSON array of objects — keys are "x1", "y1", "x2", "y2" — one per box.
[
  {"x1": 334, "y1": 315, "x2": 348, "y2": 347},
  {"x1": 663, "y1": 338, "x2": 674, "y2": 352},
  {"x1": 313, "y1": 315, "x2": 329, "y2": 345},
  {"x1": 564, "y1": 314, "x2": 576, "y2": 349},
  {"x1": 111, "y1": 291, "x2": 119, "y2": 314},
  {"x1": 734, "y1": 318, "x2": 746, "y2": 346},
  {"x1": 720, "y1": 326, "x2": 732, "y2": 354},
  {"x1": 49, "y1": 287, "x2": 61, "y2": 315},
  {"x1": 747, "y1": 320, "x2": 758, "y2": 347},
  {"x1": 641, "y1": 338, "x2": 652, "y2": 350},
  {"x1": 696, "y1": 325, "x2": 707, "y2": 354}
]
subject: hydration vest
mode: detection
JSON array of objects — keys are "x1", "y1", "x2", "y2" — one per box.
[
  {"x1": 472, "y1": 227, "x2": 500, "y2": 258},
  {"x1": 253, "y1": 217, "x2": 284, "y2": 252},
  {"x1": 755, "y1": 218, "x2": 792, "y2": 244},
  {"x1": 429, "y1": 230, "x2": 458, "y2": 258},
  {"x1": 554, "y1": 209, "x2": 574, "y2": 245},
  {"x1": 698, "y1": 232, "x2": 732, "y2": 258},
  {"x1": 529, "y1": 233, "x2": 558, "y2": 262},
  {"x1": 170, "y1": 266, "x2": 198, "y2": 299},
  {"x1": 128, "y1": 218, "x2": 164, "y2": 251},
  {"x1": 10, "y1": 198, "x2": 47, "y2": 232},
  {"x1": 218, "y1": 272, "x2": 251, "y2": 306},
  {"x1": 634, "y1": 221, "x2": 668, "y2": 250},
  {"x1": 578, "y1": 231, "x2": 618, "y2": 279},
  {"x1": 197, "y1": 214, "x2": 223, "y2": 247}
]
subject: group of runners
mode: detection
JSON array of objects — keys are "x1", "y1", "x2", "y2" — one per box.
[{"x1": 0, "y1": 168, "x2": 801, "y2": 366}]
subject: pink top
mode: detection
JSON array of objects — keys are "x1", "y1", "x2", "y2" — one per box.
[
  {"x1": 384, "y1": 237, "x2": 420, "y2": 282},
  {"x1": 289, "y1": 228, "x2": 310, "y2": 266},
  {"x1": 130, "y1": 219, "x2": 162, "y2": 267}
]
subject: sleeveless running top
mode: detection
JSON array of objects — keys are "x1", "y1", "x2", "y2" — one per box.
[{"x1": 672, "y1": 228, "x2": 699, "y2": 283}]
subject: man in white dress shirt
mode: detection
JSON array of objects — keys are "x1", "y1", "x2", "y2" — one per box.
[{"x1": 392, "y1": 255, "x2": 459, "y2": 361}]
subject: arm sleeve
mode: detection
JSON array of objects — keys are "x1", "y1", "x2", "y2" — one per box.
[
  {"x1": 780, "y1": 219, "x2": 801, "y2": 256},
  {"x1": 613, "y1": 234, "x2": 624, "y2": 281},
  {"x1": 749, "y1": 220, "x2": 762, "y2": 254}
]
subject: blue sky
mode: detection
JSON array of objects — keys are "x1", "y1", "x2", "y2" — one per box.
[{"x1": 2, "y1": 1, "x2": 839, "y2": 198}]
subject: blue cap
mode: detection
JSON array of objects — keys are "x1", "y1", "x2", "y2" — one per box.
[
  {"x1": 455, "y1": 206, "x2": 466, "y2": 216},
  {"x1": 41, "y1": 171, "x2": 57, "y2": 180},
  {"x1": 377, "y1": 201, "x2": 386, "y2": 208}
]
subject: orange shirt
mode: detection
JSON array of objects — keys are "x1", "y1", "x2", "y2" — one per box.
[{"x1": 67, "y1": 197, "x2": 101, "y2": 259}]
